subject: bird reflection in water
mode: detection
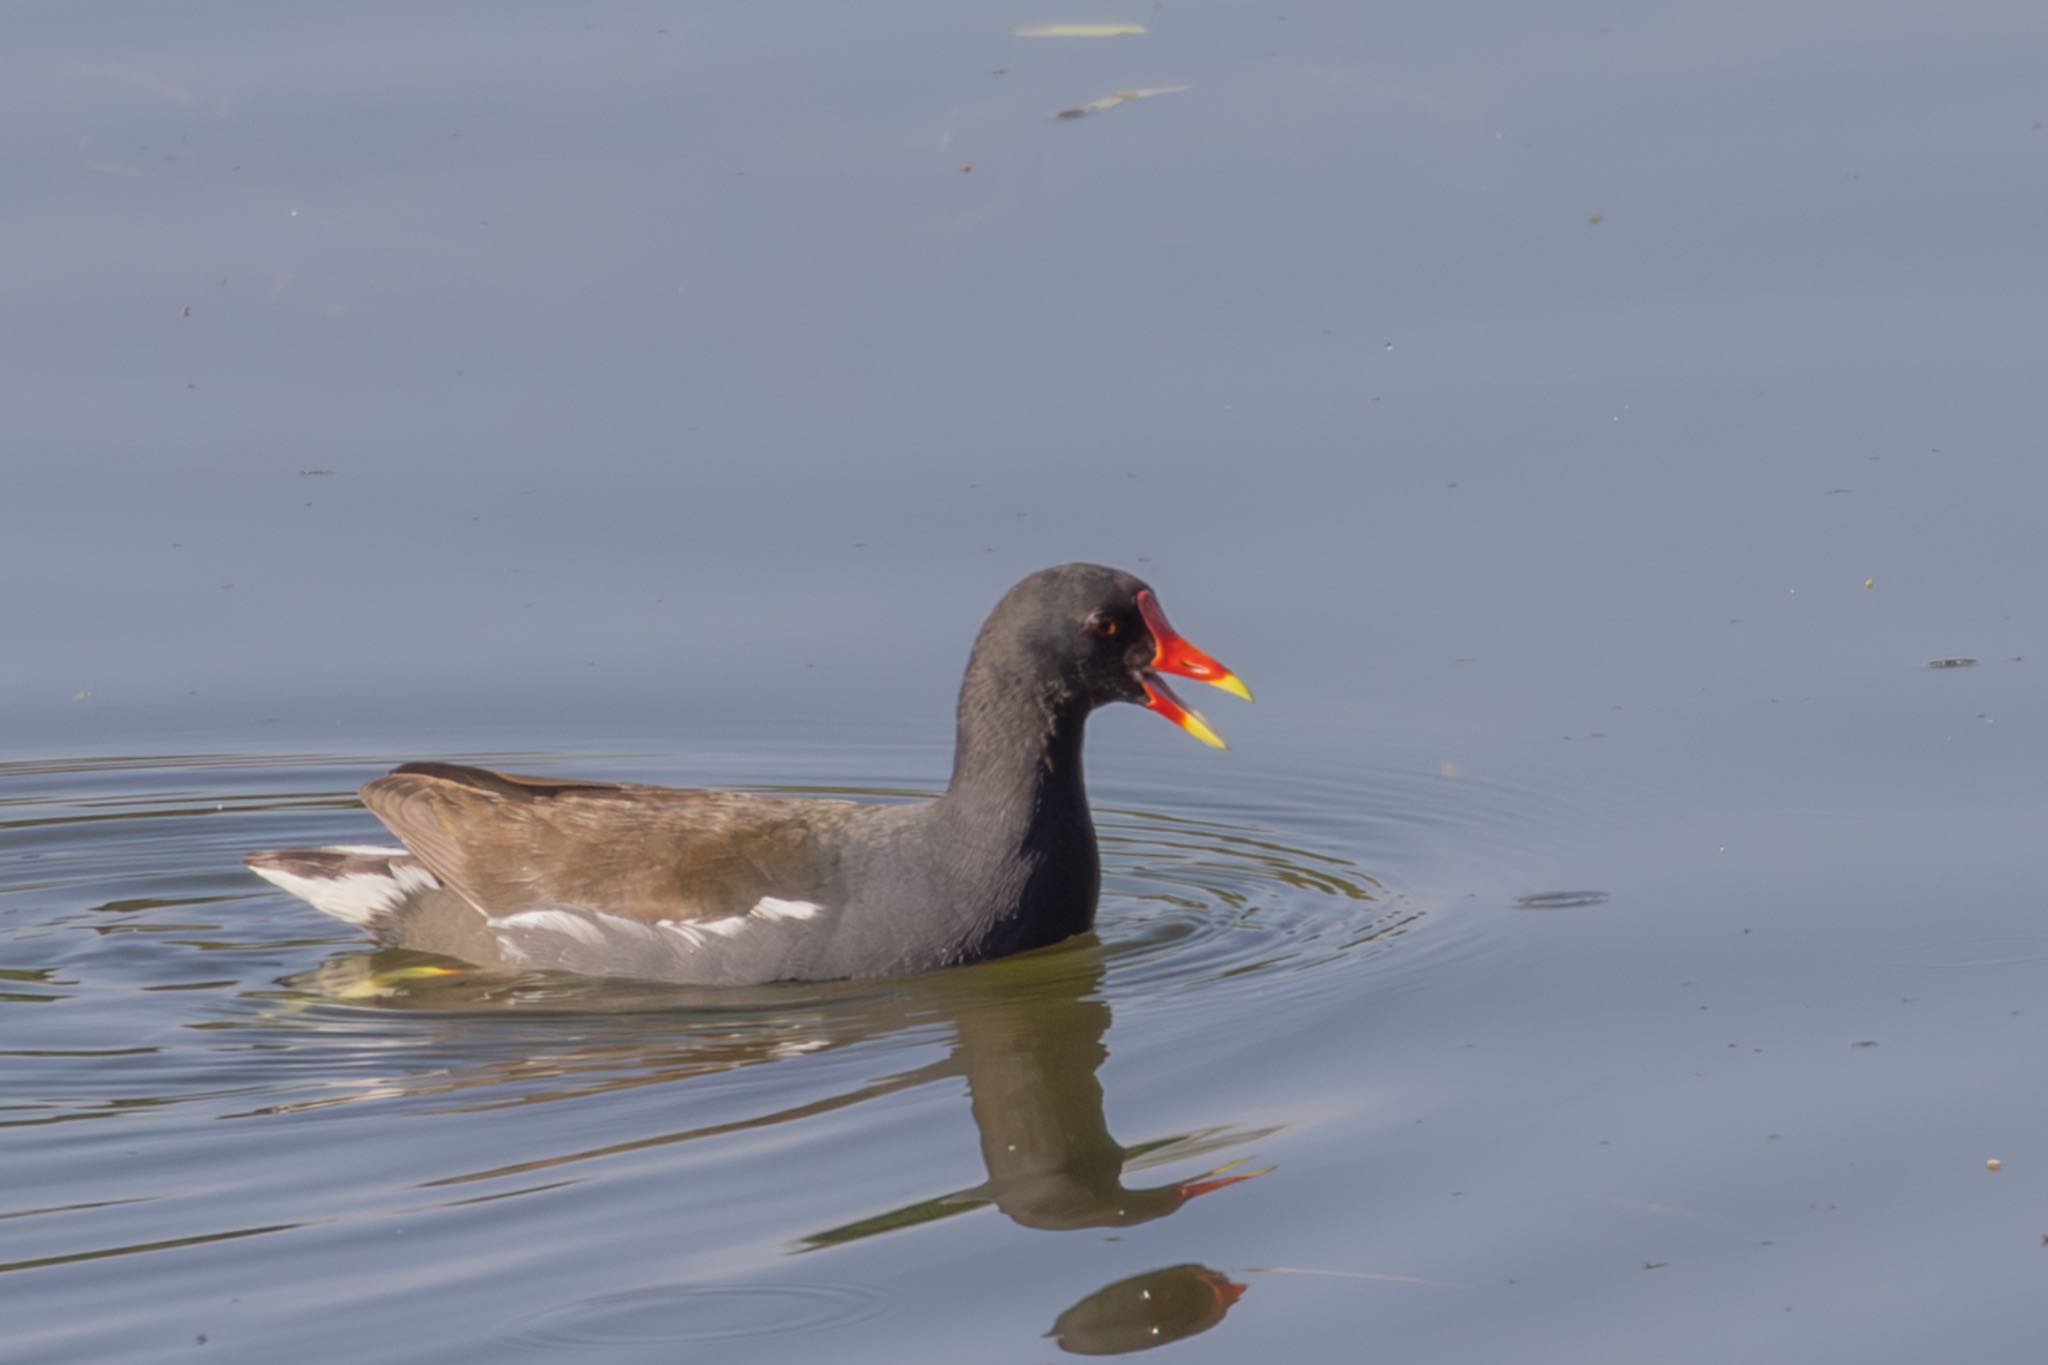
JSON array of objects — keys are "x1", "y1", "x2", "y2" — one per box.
[
  {"x1": 288, "y1": 940, "x2": 1270, "y2": 1353},
  {"x1": 798, "y1": 953, "x2": 1272, "y2": 1242},
  {"x1": 796, "y1": 951, "x2": 1269, "y2": 1354}
]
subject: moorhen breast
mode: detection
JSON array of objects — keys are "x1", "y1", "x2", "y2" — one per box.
[{"x1": 245, "y1": 563, "x2": 1250, "y2": 983}]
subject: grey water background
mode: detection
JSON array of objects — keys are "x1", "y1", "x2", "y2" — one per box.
[{"x1": 5, "y1": 1, "x2": 2047, "y2": 1360}]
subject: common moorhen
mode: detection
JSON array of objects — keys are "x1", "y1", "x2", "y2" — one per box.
[{"x1": 245, "y1": 563, "x2": 1250, "y2": 983}]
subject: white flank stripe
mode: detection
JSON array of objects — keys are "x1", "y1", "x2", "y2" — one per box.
[
  {"x1": 323, "y1": 845, "x2": 410, "y2": 857},
  {"x1": 497, "y1": 909, "x2": 606, "y2": 945},
  {"x1": 480, "y1": 897, "x2": 827, "y2": 960},
  {"x1": 649, "y1": 899, "x2": 824, "y2": 951},
  {"x1": 750, "y1": 897, "x2": 821, "y2": 922},
  {"x1": 695, "y1": 915, "x2": 749, "y2": 938}
]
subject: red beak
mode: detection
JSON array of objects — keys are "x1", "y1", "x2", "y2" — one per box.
[{"x1": 1135, "y1": 589, "x2": 1253, "y2": 749}]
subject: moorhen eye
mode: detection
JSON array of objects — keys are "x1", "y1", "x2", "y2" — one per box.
[{"x1": 1087, "y1": 615, "x2": 1120, "y2": 639}]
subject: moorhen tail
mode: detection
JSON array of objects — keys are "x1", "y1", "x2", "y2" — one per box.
[{"x1": 245, "y1": 563, "x2": 1250, "y2": 984}]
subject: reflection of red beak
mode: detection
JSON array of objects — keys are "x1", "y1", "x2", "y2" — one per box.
[
  {"x1": 1135, "y1": 589, "x2": 1253, "y2": 750},
  {"x1": 1176, "y1": 1169, "x2": 1258, "y2": 1200},
  {"x1": 1175, "y1": 1157, "x2": 1274, "y2": 1201}
]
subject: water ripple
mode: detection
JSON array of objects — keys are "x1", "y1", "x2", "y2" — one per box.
[{"x1": 502, "y1": 1279, "x2": 889, "y2": 1349}]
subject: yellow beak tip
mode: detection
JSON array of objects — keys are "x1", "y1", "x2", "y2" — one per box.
[{"x1": 1209, "y1": 673, "x2": 1254, "y2": 704}]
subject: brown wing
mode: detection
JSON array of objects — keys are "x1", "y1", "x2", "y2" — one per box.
[{"x1": 359, "y1": 762, "x2": 862, "y2": 924}]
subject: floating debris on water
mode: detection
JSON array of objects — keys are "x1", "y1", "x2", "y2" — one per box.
[
  {"x1": 1056, "y1": 84, "x2": 1189, "y2": 119},
  {"x1": 1927, "y1": 658, "x2": 1978, "y2": 669},
  {"x1": 1513, "y1": 891, "x2": 1611, "y2": 910},
  {"x1": 1013, "y1": 22, "x2": 1147, "y2": 38}
]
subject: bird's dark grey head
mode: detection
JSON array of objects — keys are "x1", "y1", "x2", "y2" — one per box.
[
  {"x1": 967, "y1": 564, "x2": 1252, "y2": 747},
  {"x1": 974, "y1": 563, "x2": 1155, "y2": 709}
]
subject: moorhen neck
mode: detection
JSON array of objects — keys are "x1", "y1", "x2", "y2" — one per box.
[{"x1": 245, "y1": 563, "x2": 1250, "y2": 984}]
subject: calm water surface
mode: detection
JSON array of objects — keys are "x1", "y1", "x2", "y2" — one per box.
[{"x1": 7, "y1": 1, "x2": 2048, "y2": 1361}]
